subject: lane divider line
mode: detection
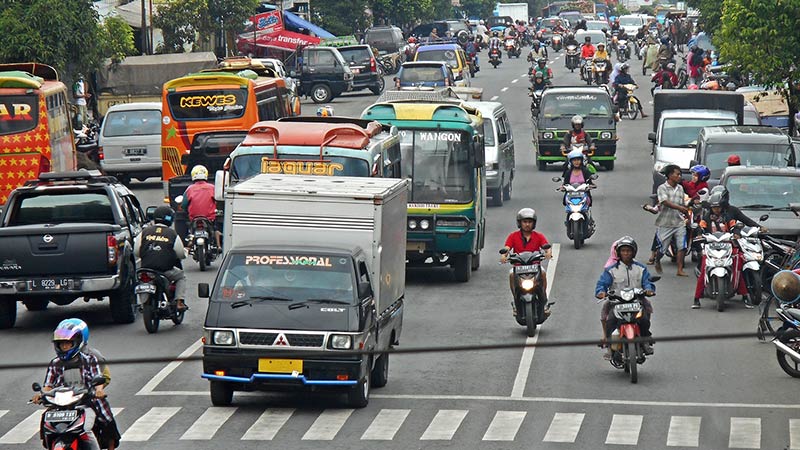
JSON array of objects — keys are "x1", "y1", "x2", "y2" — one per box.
[
  {"x1": 501, "y1": 87, "x2": 509, "y2": 92},
  {"x1": 490, "y1": 95, "x2": 499, "y2": 101}
]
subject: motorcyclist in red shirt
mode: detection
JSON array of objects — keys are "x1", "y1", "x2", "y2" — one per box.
[
  {"x1": 580, "y1": 36, "x2": 596, "y2": 58},
  {"x1": 501, "y1": 208, "x2": 553, "y2": 318},
  {"x1": 181, "y1": 165, "x2": 221, "y2": 251}
]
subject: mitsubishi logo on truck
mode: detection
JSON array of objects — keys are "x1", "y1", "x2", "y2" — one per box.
[
  {"x1": 42, "y1": 234, "x2": 53, "y2": 243},
  {"x1": 273, "y1": 334, "x2": 289, "y2": 346}
]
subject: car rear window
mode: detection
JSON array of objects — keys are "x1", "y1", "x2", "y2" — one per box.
[
  {"x1": 400, "y1": 67, "x2": 445, "y2": 83},
  {"x1": 339, "y1": 47, "x2": 373, "y2": 64},
  {"x1": 416, "y1": 49, "x2": 459, "y2": 68},
  {"x1": 103, "y1": 109, "x2": 161, "y2": 137},
  {"x1": 10, "y1": 192, "x2": 114, "y2": 225}
]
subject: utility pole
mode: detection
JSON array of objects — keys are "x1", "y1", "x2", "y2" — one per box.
[{"x1": 140, "y1": 0, "x2": 147, "y2": 55}]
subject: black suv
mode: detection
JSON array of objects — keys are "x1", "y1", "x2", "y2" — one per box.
[
  {"x1": 296, "y1": 46, "x2": 354, "y2": 103},
  {"x1": 365, "y1": 26, "x2": 406, "y2": 54},
  {"x1": 337, "y1": 45, "x2": 385, "y2": 95},
  {"x1": 411, "y1": 20, "x2": 471, "y2": 44}
]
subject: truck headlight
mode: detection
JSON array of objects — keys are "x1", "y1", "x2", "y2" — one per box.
[
  {"x1": 419, "y1": 219, "x2": 431, "y2": 230},
  {"x1": 600, "y1": 131, "x2": 612, "y2": 139},
  {"x1": 542, "y1": 132, "x2": 554, "y2": 139},
  {"x1": 408, "y1": 219, "x2": 418, "y2": 230},
  {"x1": 212, "y1": 330, "x2": 235, "y2": 346},
  {"x1": 330, "y1": 334, "x2": 352, "y2": 349}
]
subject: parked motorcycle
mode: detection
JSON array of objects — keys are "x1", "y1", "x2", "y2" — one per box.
[
  {"x1": 489, "y1": 47, "x2": 502, "y2": 68},
  {"x1": 136, "y1": 268, "x2": 185, "y2": 333},
  {"x1": 553, "y1": 173, "x2": 598, "y2": 249},
  {"x1": 565, "y1": 45, "x2": 579, "y2": 72},
  {"x1": 505, "y1": 37, "x2": 521, "y2": 58},
  {"x1": 602, "y1": 282, "x2": 659, "y2": 383},
  {"x1": 500, "y1": 245, "x2": 553, "y2": 337},
  {"x1": 31, "y1": 376, "x2": 106, "y2": 450},
  {"x1": 616, "y1": 83, "x2": 642, "y2": 120},
  {"x1": 773, "y1": 306, "x2": 800, "y2": 378}
]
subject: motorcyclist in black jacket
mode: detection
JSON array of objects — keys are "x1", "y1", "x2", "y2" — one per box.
[{"x1": 135, "y1": 206, "x2": 188, "y2": 311}]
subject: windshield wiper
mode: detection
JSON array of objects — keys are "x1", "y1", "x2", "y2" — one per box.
[
  {"x1": 739, "y1": 204, "x2": 774, "y2": 210},
  {"x1": 770, "y1": 206, "x2": 791, "y2": 211},
  {"x1": 288, "y1": 298, "x2": 352, "y2": 310},
  {"x1": 230, "y1": 295, "x2": 293, "y2": 309}
]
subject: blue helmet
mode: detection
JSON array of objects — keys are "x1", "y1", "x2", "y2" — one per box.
[
  {"x1": 53, "y1": 318, "x2": 88, "y2": 361},
  {"x1": 567, "y1": 148, "x2": 584, "y2": 162},
  {"x1": 690, "y1": 164, "x2": 711, "y2": 182}
]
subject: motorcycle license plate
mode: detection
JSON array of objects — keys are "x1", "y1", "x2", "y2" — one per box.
[
  {"x1": 135, "y1": 284, "x2": 157, "y2": 294},
  {"x1": 615, "y1": 302, "x2": 642, "y2": 312},
  {"x1": 514, "y1": 264, "x2": 539, "y2": 273},
  {"x1": 194, "y1": 231, "x2": 209, "y2": 237},
  {"x1": 45, "y1": 410, "x2": 78, "y2": 423}
]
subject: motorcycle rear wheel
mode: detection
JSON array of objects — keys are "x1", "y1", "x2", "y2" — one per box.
[
  {"x1": 776, "y1": 329, "x2": 800, "y2": 378},
  {"x1": 142, "y1": 301, "x2": 159, "y2": 334},
  {"x1": 525, "y1": 301, "x2": 536, "y2": 337},
  {"x1": 198, "y1": 245, "x2": 207, "y2": 272}
]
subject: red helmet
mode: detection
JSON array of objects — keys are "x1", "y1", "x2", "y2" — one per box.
[
  {"x1": 408, "y1": 37, "x2": 416, "y2": 44},
  {"x1": 727, "y1": 154, "x2": 741, "y2": 165}
]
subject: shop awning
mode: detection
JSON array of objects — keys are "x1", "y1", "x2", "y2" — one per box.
[{"x1": 282, "y1": 10, "x2": 334, "y2": 38}]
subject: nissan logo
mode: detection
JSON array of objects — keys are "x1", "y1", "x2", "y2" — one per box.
[{"x1": 42, "y1": 235, "x2": 53, "y2": 243}]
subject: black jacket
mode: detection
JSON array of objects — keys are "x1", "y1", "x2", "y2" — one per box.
[
  {"x1": 561, "y1": 166, "x2": 594, "y2": 185},
  {"x1": 699, "y1": 205, "x2": 759, "y2": 233}
]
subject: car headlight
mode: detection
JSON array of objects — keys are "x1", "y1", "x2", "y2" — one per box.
[
  {"x1": 420, "y1": 219, "x2": 431, "y2": 230},
  {"x1": 408, "y1": 219, "x2": 418, "y2": 230},
  {"x1": 600, "y1": 131, "x2": 612, "y2": 139},
  {"x1": 212, "y1": 330, "x2": 235, "y2": 346},
  {"x1": 520, "y1": 279, "x2": 535, "y2": 290},
  {"x1": 330, "y1": 334, "x2": 352, "y2": 349},
  {"x1": 542, "y1": 132, "x2": 554, "y2": 139}
]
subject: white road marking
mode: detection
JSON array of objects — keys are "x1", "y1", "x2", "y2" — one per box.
[
  {"x1": 361, "y1": 409, "x2": 410, "y2": 440},
  {"x1": 122, "y1": 406, "x2": 181, "y2": 441},
  {"x1": 667, "y1": 416, "x2": 701, "y2": 447},
  {"x1": 605, "y1": 414, "x2": 643, "y2": 445},
  {"x1": 521, "y1": 73, "x2": 529, "y2": 77},
  {"x1": 241, "y1": 409, "x2": 294, "y2": 440},
  {"x1": 180, "y1": 407, "x2": 237, "y2": 440},
  {"x1": 490, "y1": 95, "x2": 499, "y2": 101},
  {"x1": 420, "y1": 409, "x2": 468, "y2": 440},
  {"x1": 511, "y1": 78, "x2": 518, "y2": 83},
  {"x1": 482, "y1": 410, "x2": 526, "y2": 441},
  {"x1": 790, "y1": 419, "x2": 800, "y2": 449},
  {"x1": 136, "y1": 338, "x2": 202, "y2": 395},
  {"x1": 728, "y1": 417, "x2": 760, "y2": 449},
  {"x1": 501, "y1": 87, "x2": 509, "y2": 92},
  {"x1": 0, "y1": 410, "x2": 7, "y2": 421},
  {"x1": 0, "y1": 411, "x2": 40, "y2": 444},
  {"x1": 510, "y1": 243, "x2": 560, "y2": 398},
  {"x1": 302, "y1": 409, "x2": 353, "y2": 440},
  {"x1": 543, "y1": 412, "x2": 585, "y2": 443}
]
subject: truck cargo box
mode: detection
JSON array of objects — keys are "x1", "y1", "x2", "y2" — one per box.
[{"x1": 653, "y1": 90, "x2": 745, "y2": 132}]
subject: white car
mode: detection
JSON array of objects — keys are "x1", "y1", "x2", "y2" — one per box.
[{"x1": 618, "y1": 15, "x2": 645, "y2": 35}]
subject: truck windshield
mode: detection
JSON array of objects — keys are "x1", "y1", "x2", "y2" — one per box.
[
  {"x1": 398, "y1": 129, "x2": 473, "y2": 204},
  {"x1": 660, "y1": 118, "x2": 734, "y2": 148},
  {"x1": 213, "y1": 253, "x2": 355, "y2": 303},
  {"x1": 231, "y1": 154, "x2": 370, "y2": 181},
  {"x1": 10, "y1": 192, "x2": 114, "y2": 226},
  {"x1": 541, "y1": 93, "x2": 612, "y2": 119},
  {"x1": 706, "y1": 143, "x2": 792, "y2": 178},
  {"x1": 726, "y1": 175, "x2": 800, "y2": 210}
]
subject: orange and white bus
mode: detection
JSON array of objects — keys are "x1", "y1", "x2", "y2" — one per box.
[{"x1": 0, "y1": 63, "x2": 75, "y2": 203}]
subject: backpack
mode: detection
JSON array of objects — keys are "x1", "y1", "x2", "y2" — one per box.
[{"x1": 690, "y1": 51, "x2": 704, "y2": 67}]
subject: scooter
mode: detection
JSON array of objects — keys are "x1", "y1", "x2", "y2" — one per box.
[
  {"x1": 592, "y1": 58, "x2": 610, "y2": 85},
  {"x1": 551, "y1": 34, "x2": 563, "y2": 51},
  {"x1": 581, "y1": 57, "x2": 594, "y2": 83},
  {"x1": 553, "y1": 173, "x2": 598, "y2": 249},
  {"x1": 696, "y1": 229, "x2": 740, "y2": 312},
  {"x1": 737, "y1": 224, "x2": 765, "y2": 306},
  {"x1": 617, "y1": 39, "x2": 630, "y2": 62},
  {"x1": 489, "y1": 47, "x2": 502, "y2": 68},
  {"x1": 565, "y1": 45, "x2": 579, "y2": 72},
  {"x1": 187, "y1": 215, "x2": 220, "y2": 271},
  {"x1": 616, "y1": 83, "x2": 642, "y2": 120},
  {"x1": 136, "y1": 267, "x2": 185, "y2": 334},
  {"x1": 505, "y1": 37, "x2": 521, "y2": 58},
  {"x1": 500, "y1": 245, "x2": 553, "y2": 337},
  {"x1": 31, "y1": 376, "x2": 106, "y2": 450},
  {"x1": 602, "y1": 282, "x2": 659, "y2": 384}
]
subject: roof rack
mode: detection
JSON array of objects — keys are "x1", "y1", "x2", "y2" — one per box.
[
  {"x1": 277, "y1": 116, "x2": 392, "y2": 134},
  {"x1": 416, "y1": 38, "x2": 461, "y2": 47},
  {"x1": 377, "y1": 87, "x2": 463, "y2": 103},
  {"x1": 242, "y1": 121, "x2": 382, "y2": 150},
  {"x1": 23, "y1": 170, "x2": 119, "y2": 187},
  {"x1": 320, "y1": 36, "x2": 359, "y2": 47}
]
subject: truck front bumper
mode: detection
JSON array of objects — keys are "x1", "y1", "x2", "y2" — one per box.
[
  {"x1": 537, "y1": 140, "x2": 617, "y2": 161},
  {"x1": 0, "y1": 274, "x2": 120, "y2": 295}
]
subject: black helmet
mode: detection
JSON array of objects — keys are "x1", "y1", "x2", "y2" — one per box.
[
  {"x1": 153, "y1": 206, "x2": 175, "y2": 226},
  {"x1": 615, "y1": 236, "x2": 638, "y2": 258},
  {"x1": 516, "y1": 208, "x2": 537, "y2": 229},
  {"x1": 584, "y1": 36, "x2": 592, "y2": 42},
  {"x1": 707, "y1": 185, "x2": 729, "y2": 208}
]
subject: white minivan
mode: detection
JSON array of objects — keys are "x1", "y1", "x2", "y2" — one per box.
[
  {"x1": 469, "y1": 101, "x2": 515, "y2": 207},
  {"x1": 99, "y1": 102, "x2": 162, "y2": 184}
]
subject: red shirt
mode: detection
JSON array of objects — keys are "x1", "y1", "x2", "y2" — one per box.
[
  {"x1": 581, "y1": 44, "x2": 595, "y2": 58},
  {"x1": 505, "y1": 230, "x2": 549, "y2": 253},
  {"x1": 681, "y1": 180, "x2": 708, "y2": 199},
  {"x1": 185, "y1": 181, "x2": 217, "y2": 221}
]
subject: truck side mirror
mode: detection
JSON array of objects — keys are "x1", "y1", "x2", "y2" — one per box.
[
  {"x1": 358, "y1": 282, "x2": 372, "y2": 299},
  {"x1": 214, "y1": 170, "x2": 226, "y2": 202},
  {"x1": 145, "y1": 206, "x2": 157, "y2": 221},
  {"x1": 198, "y1": 283, "x2": 210, "y2": 298},
  {"x1": 647, "y1": 132, "x2": 656, "y2": 142},
  {"x1": 473, "y1": 138, "x2": 485, "y2": 168},
  {"x1": 690, "y1": 159, "x2": 699, "y2": 167}
]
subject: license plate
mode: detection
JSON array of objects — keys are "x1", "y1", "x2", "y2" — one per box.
[
  {"x1": 615, "y1": 302, "x2": 642, "y2": 312},
  {"x1": 258, "y1": 358, "x2": 303, "y2": 374},
  {"x1": 44, "y1": 410, "x2": 78, "y2": 423},
  {"x1": 407, "y1": 242, "x2": 426, "y2": 252},
  {"x1": 135, "y1": 284, "x2": 156, "y2": 294},
  {"x1": 514, "y1": 264, "x2": 540, "y2": 273},
  {"x1": 194, "y1": 231, "x2": 208, "y2": 237},
  {"x1": 123, "y1": 148, "x2": 146, "y2": 156},
  {"x1": 30, "y1": 278, "x2": 73, "y2": 291},
  {"x1": 352, "y1": 67, "x2": 361, "y2": 74}
]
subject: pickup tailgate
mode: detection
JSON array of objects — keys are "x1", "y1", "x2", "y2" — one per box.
[{"x1": 0, "y1": 223, "x2": 121, "y2": 277}]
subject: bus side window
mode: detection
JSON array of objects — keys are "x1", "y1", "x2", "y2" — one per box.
[
  {"x1": 383, "y1": 142, "x2": 402, "y2": 178},
  {"x1": 257, "y1": 97, "x2": 280, "y2": 121}
]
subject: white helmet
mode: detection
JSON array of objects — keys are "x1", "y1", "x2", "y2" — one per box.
[
  {"x1": 191, "y1": 165, "x2": 209, "y2": 181},
  {"x1": 567, "y1": 148, "x2": 584, "y2": 162},
  {"x1": 571, "y1": 115, "x2": 584, "y2": 127},
  {"x1": 479, "y1": 19, "x2": 485, "y2": 25}
]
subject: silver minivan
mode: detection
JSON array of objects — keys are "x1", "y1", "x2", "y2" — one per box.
[
  {"x1": 470, "y1": 101, "x2": 515, "y2": 206},
  {"x1": 99, "y1": 102, "x2": 162, "y2": 184}
]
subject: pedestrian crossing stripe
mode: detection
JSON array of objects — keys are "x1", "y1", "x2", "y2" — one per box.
[{"x1": 0, "y1": 407, "x2": 795, "y2": 447}]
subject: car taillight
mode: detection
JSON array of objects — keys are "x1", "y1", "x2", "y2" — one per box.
[
  {"x1": 139, "y1": 272, "x2": 153, "y2": 283},
  {"x1": 98, "y1": 146, "x2": 104, "y2": 160},
  {"x1": 107, "y1": 235, "x2": 118, "y2": 265},
  {"x1": 40, "y1": 155, "x2": 51, "y2": 173},
  {"x1": 370, "y1": 57, "x2": 377, "y2": 72}
]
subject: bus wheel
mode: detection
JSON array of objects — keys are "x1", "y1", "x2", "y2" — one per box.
[{"x1": 311, "y1": 84, "x2": 332, "y2": 103}]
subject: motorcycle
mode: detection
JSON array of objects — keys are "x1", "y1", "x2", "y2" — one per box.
[
  {"x1": 635, "y1": 38, "x2": 646, "y2": 60},
  {"x1": 74, "y1": 121, "x2": 101, "y2": 170},
  {"x1": 500, "y1": 245, "x2": 553, "y2": 337},
  {"x1": 553, "y1": 173, "x2": 598, "y2": 249},
  {"x1": 380, "y1": 52, "x2": 403, "y2": 75},
  {"x1": 187, "y1": 216, "x2": 219, "y2": 271},
  {"x1": 135, "y1": 268, "x2": 185, "y2": 333},
  {"x1": 696, "y1": 230, "x2": 740, "y2": 312},
  {"x1": 31, "y1": 376, "x2": 106, "y2": 450},
  {"x1": 616, "y1": 83, "x2": 642, "y2": 120},
  {"x1": 592, "y1": 58, "x2": 610, "y2": 85},
  {"x1": 466, "y1": 51, "x2": 478, "y2": 77},
  {"x1": 581, "y1": 57, "x2": 594, "y2": 83},
  {"x1": 528, "y1": 86, "x2": 546, "y2": 116},
  {"x1": 489, "y1": 47, "x2": 502, "y2": 68},
  {"x1": 737, "y1": 223, "x2": 766, "y2": 305},
  {"x1": 773, "y1": 306, "x2": 800, "y2": 378},
  {"x1": 505, "y1": 37, "x2": 521, "y2": 58},
  {"x1": 565, "y1": 45, "x2": 579, "y2": 72},
  {"x1": 617, "y1": 39, "x2": 630, "y2": 62},
  {"x1": 602, "y1": 283, "x2": 659, "y2": 383},
  {"x1": 551, "y1": 34, "x2": 563, "y2": 52}
]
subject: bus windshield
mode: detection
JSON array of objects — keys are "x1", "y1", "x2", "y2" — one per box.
[
  {"x1": 398, "y1": 129, "x2": 473, "y2": 204},
  {"x1": 167, "y1": 89, "x2": 248, "y2": 121},
  {"x1": 231, "y1": 154, "x2": 370, "y2": 181},
  {"x1": 0, "y1": 95, "x2": 38, "y2": 135}
]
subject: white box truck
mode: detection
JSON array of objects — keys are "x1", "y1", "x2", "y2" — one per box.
[
  {"x1": 496, "y1": 2, "x2": 529, "y2": 24},
  {"x1": 199, "y1": 174, "x2": 408, "y2": 408}
]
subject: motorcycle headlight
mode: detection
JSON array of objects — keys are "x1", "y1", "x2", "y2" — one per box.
[
  {"x1": 621, "y1": 290, "x2": 635, "y2": 301},
  {"x1": 520, "y1": 279, "x2": 535, "y2": 290},
  {"x1": 330, "y1": 334, "x2": 352, "y2": 350},
  {"x1": 714, "y1": 259, "x2": 726, "y2": 267},
  {"x1": 600, "y1": 131, "x2": 612, "y2": 139},
  {"x1": 212, "y1": 330, "x2": 235, "y2": 346},
  {"x1": 419, "y1": 219, "x2": 431, "y2": 230}
]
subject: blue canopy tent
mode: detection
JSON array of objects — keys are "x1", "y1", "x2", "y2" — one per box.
[{"x1": 282, "y1": 10, "x2": 334, "y2": 38}]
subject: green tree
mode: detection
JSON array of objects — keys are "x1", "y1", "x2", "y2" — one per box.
[
  {"x1": 153, "y1": 0, "x2": 204, "y2": 53},
  {"x1": 98, "y1": 16, "x2": 137, "y2": 64},
  {"x1": 716, "y1": 0, "x2": 800, "y2": 135},
  {"x1": 370, "y1": 0, "x2": 433, "y2": 28},
  {"x1": 313, "y1": 0, "x2": 370, "y2": 35},
  {"x1": 686, "y1": 0, "x2": 722, "y2": 34},
  {"x1": 154, "y1": 0, "x2": 258, "y2": 54},
  {"x1": 460, "y1": 0, "x2": 495, "y2": 19}
]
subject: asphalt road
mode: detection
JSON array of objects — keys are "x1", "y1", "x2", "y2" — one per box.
[{"x1": 0, "y1": 49, "x2": 797, "y2": 450}]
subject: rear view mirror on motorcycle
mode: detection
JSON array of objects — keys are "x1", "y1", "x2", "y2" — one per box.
[
  {"x1": 591, "y1": 174, "x2": 599, "y2": 180},
  {"x1": 32, "y1": 382, "x2": 41, "y2": 392},
  {"x1": 198, "y1": 283, "x2": 210, "y2": 298},
  {"x1": 541, "y1": 243, "x2": 552, "y2": 250},
  {"x1": 551, "y1": 177, "x2": 562, "y2": 182},
  {"x1": 91, "y1": 376, "x2": 106, "y2": 387},
  {"x1": 499, "y1": 248, "x2": 508, "y2": 255}
]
